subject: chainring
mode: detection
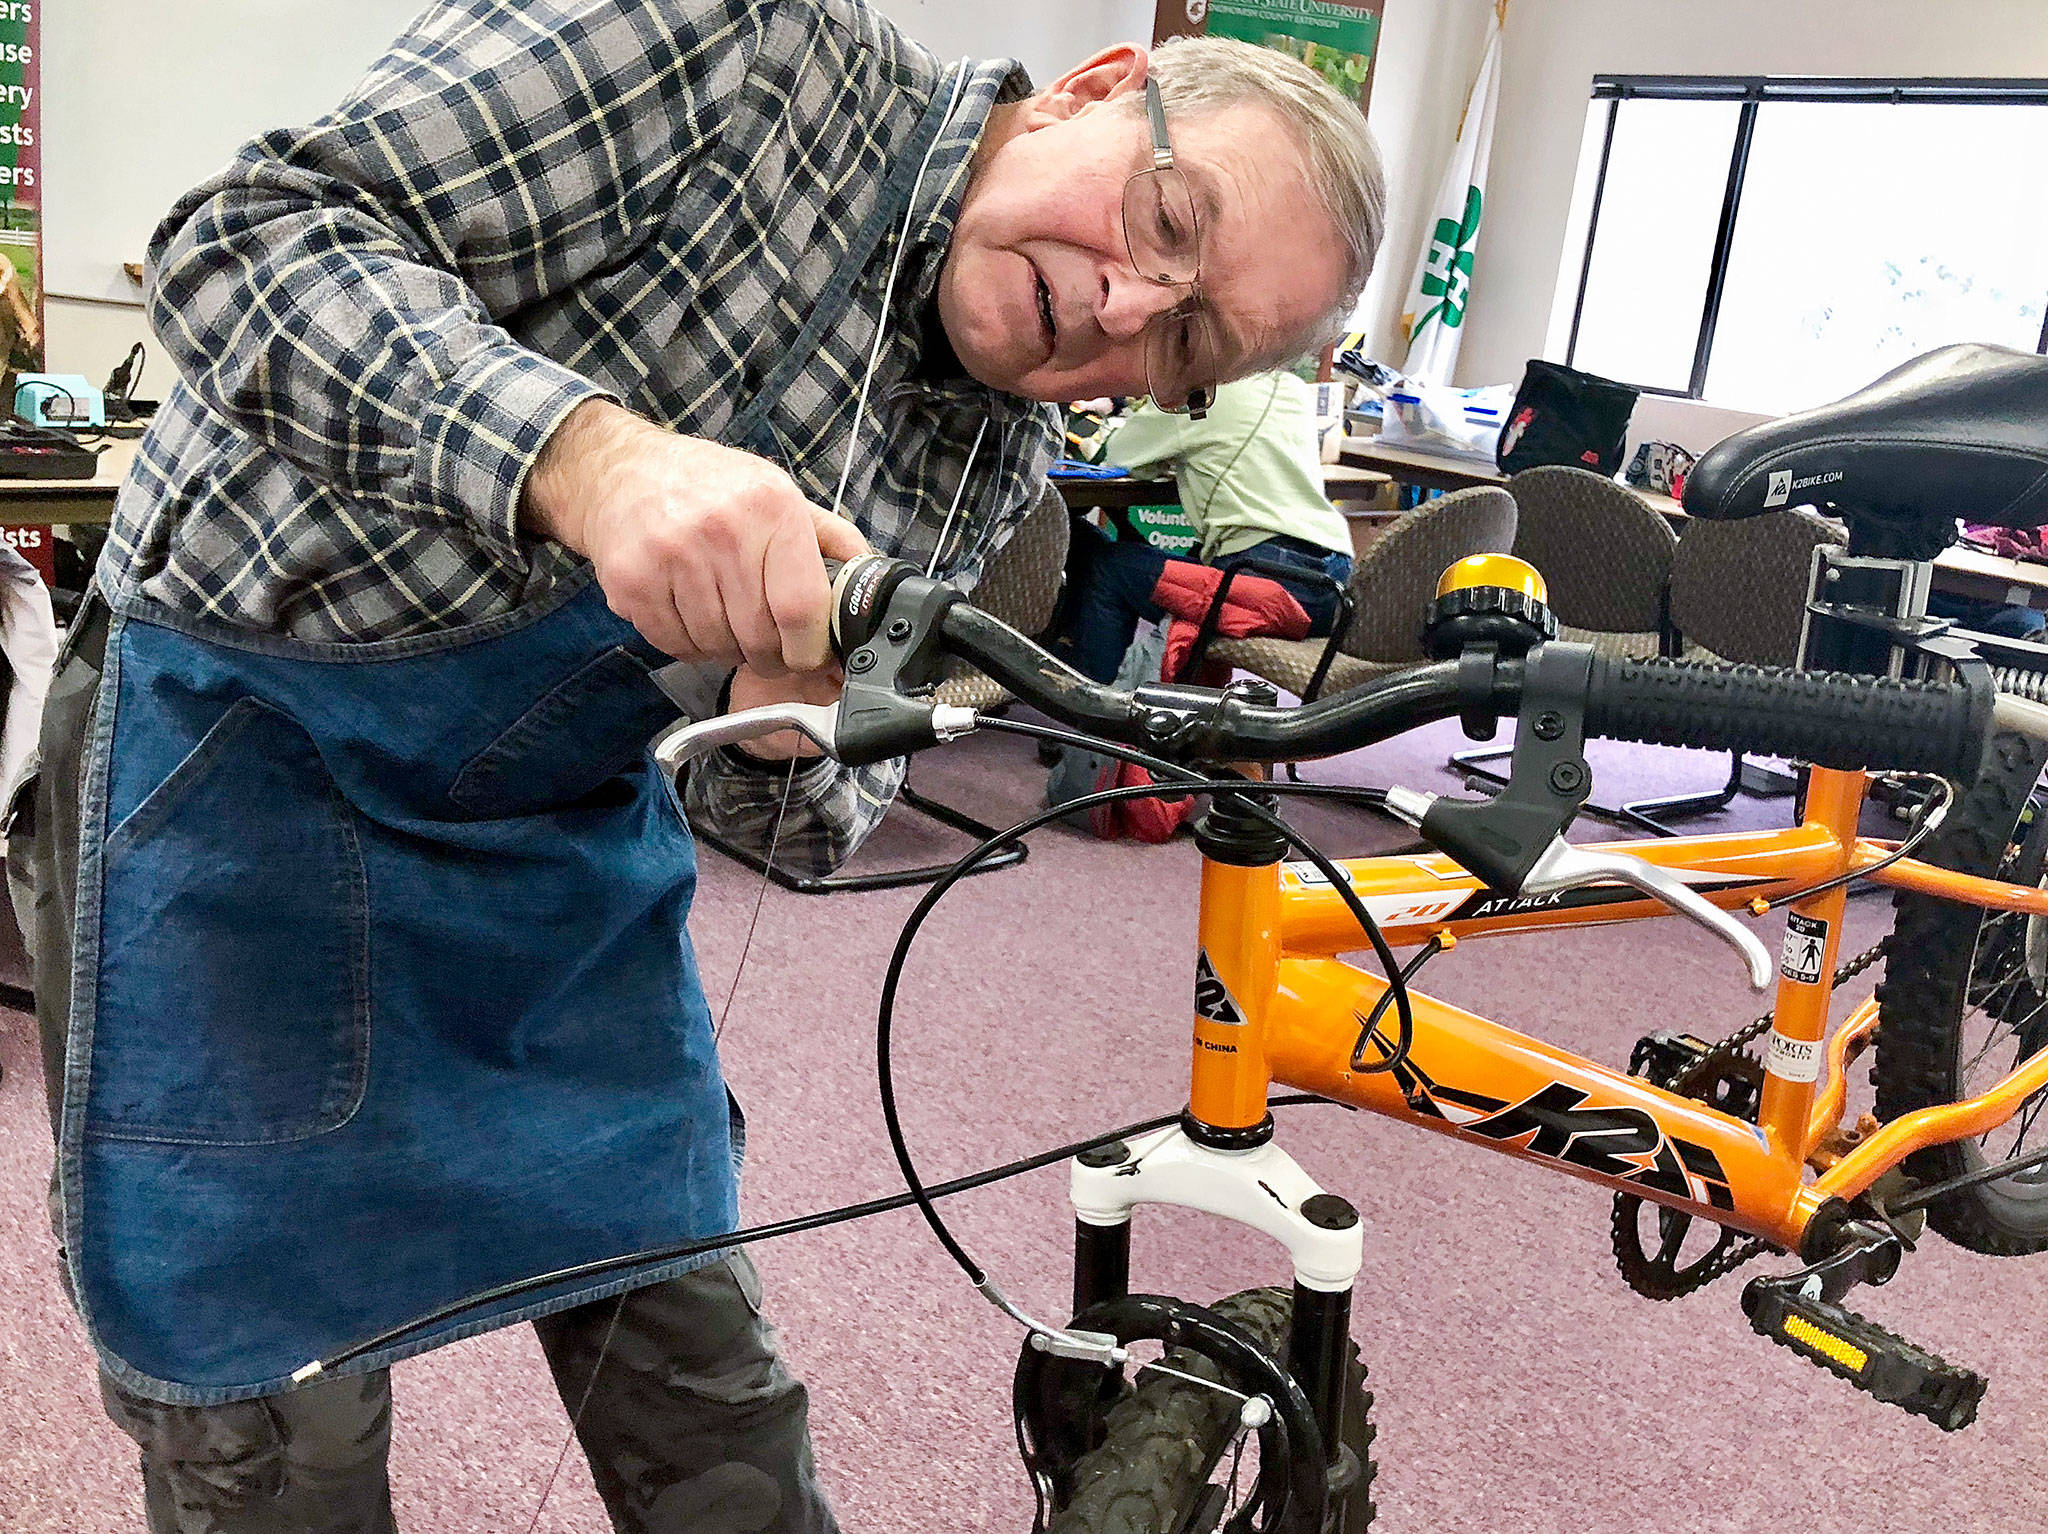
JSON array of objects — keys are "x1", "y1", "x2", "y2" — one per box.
[
  {"x1": 1609, "y1": 941, "x2": 1888, "y2": 1300},
  {"x1": 1610, "y1": 1045, "x2": 1769, "y2": 1300}
]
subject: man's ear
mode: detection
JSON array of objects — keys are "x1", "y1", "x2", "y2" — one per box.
[{"x1": 1015, "y1": 44, "x2": 1149, "y2": 130}]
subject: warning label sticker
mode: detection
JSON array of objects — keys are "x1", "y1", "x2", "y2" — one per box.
[
  {"x1": 1780, "y1": 912, "x2": 1828, "y2": 985},
  {"x1": 1766, "y1": 1030, "x2": 1822, "y2": 1083}
]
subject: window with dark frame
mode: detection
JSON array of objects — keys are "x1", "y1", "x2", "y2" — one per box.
[{"x1": 1563, "y1": 76, "x2": 2048, "y2": 416}]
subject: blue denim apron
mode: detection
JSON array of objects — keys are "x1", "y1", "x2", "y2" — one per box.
[{"x1": 65, "y1": 71, "x2": 962, "y2": 1407}]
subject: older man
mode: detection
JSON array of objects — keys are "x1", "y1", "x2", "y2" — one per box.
[{"x1": 16, "y1": 1, "x2": 1383, "y2": 1529}]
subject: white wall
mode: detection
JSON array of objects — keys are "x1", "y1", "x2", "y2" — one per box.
[
  {"x1": 1351, "y1": 0, "x2": 1497, "y2": 363},
  {"x1": 43, "y1": 0, "x2": 1154, "y2": 390},
  {"x1": 1457, "y1": 0, "x2": 2048, "y2": 393},
  {"x1": 867, "y1": 0, "x2": 1153, "y2": 88}
]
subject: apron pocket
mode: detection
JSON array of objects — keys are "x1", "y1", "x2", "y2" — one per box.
[
  {"x1": 90, "y1": 699, "x2": 370, "y2": 1145},
  {"x1": 448, "y1": 645, "x2": 676, "y2": 818}
]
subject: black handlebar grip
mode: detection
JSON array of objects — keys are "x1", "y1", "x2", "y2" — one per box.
[{"x1": 1581, "y1": 657, "x2": 1991, "y2": 781}]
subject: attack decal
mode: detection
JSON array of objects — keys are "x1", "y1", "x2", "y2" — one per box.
[
  {"x1": 1194, "y1": 950, "x2": 1246, "y2": 1026},
  {"x1": 1444, "y1": 873, "x2": 1774, "y2": 924},
  {"x1": 1356, "y1": 1020, "x2": 1735, "y2": 1209},
  {"x1": 1282, "y1": 864, "x2": 1775, "y2": 927},
  {"x1": 1780, "y1": 913, "x2": 1828, "y2": 985}
]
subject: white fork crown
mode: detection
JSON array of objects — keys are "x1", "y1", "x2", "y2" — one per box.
[{"x1": 1070, "y1": 1125, "x2": 1365, "y2": 1293}]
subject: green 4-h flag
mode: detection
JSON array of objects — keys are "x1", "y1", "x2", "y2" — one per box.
[{"x1": 1401, "y1": 23, "x2": 1501, "y2": 384}]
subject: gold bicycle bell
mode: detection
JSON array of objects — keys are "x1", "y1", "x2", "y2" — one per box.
[{"x1": 1421, "y1": 553, "x2": 1558, "y2": 660}]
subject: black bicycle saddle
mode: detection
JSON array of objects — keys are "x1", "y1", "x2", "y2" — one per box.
[{"x1": 1683, "y1": 343, "x2": 2048, "y2": 557}]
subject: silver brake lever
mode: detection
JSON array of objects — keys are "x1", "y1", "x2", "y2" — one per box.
[
  {"x1": 651, "y1": 702, "x2": 845, "y2": 778},
  {"x1": 1520, "y1": 836, "x2": 1774, "y2": 991},
  {"x1": 650, "y1": 699, "x2": 980, "y2": 780}
]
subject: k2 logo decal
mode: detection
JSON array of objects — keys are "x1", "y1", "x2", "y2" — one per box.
[
  {"x1": 1765, "y1": 469, "x2": 1793, "y2": 508},
  {"x1": 1357, "y1": 1020, "x2": 1734, "y2": 1209},
  {"x1": 1194, "y1": 950, "x2": 1245, "y2": 1026}
]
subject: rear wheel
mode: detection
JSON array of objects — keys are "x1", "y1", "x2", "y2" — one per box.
[
  {"x1": 1035, "y1": 1287, "x2": 1376, "y2": 1534},
  {"x1": 1873, "y1": 727, "x2": 2048, "y2": 1253}
]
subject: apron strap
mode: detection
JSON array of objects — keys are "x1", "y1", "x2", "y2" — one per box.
[{"x1": 727, "y1": 65, "x2": 965, "y2": 452}]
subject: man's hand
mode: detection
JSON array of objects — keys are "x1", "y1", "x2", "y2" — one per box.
[
  {"x1": 728, "y1": 663, "x2": 844, "y2": 762},
  {"x1": 522, "y1": 399, "x2": 869, "y2": 674}
]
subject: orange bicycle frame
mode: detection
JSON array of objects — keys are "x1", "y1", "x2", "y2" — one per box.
[{"x1": 1187, "y1": 766, "x2": 2048, "y2": 1257}]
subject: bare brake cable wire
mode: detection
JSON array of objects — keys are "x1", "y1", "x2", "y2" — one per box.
[
  {"x1": 520, "y1": 754, "x2": 797, "y2": 1534},
  {"x1": 520, "y1": 49, "x2": 973, "y2": 1524}
]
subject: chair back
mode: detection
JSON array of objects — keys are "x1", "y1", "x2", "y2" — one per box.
[
  {"x1": 1505, "y1": 466, "x2": 1677, "y2": 634},
  {"x1": 1344, "y1": 486, "x2": 1518, "y2": 663},
  {"x1": 970, "y1": 482, "x2": 1070, "y2": 636},
  {"x1": 1668, "y1": 507, "x2": 1846, "y2": 666}
]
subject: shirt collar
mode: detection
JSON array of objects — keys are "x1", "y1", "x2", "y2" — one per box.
[{"x1": 901, "y1": 58, "x2": 1033, "y2": 323}]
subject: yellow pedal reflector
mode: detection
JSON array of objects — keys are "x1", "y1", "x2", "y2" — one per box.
[{"x1": 1782, "y1": 1313, "x2": 1868, "y2": 1374}]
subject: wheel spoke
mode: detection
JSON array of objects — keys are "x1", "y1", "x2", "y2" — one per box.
[
  {"x1": 2007, "y1": 1092, "x2": 2048, "y2": 1159},
  {"x1": 1966, "y1": 957, "x2": 2031, "y2": 1017}
]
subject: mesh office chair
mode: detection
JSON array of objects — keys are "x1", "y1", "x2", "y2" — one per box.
[
  {"x1": 1198, "y1": 484, "x2": 1518, "y2": 700},
  {"x1": 1619, "y1": 507, "x2": 1847, "y2": 835},
  {"x1": 698, "y1": 483, "x2": 1069, "y2": 894},
  {"x1": 1451, "y1": 466, "x2": 1680, "y2": 811}
]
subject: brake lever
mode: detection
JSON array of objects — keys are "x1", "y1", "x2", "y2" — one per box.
[
  {"x1": 651, "y1": 702, "x2": 847, "y2": 777},
  {"x1": 1519, "y1": 835, "x2": 1774, "y2": 991},
  {"x1": 1383, "y1": 788, "x2": 1774, "y2": 990},
  {"x1": 650, "y1": 696, "x2": 980, "y2": 781}
]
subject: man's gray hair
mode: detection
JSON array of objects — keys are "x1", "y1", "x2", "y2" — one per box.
[{"x1": 1147, "y1": 35, "x2": 1387, "y2": 352}]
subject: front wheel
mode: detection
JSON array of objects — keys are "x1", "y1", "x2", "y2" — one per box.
[
  {"x1": 1032, "y1": 1287, "x2": 1376, "y2": 1534},
  {"x1": 1873, "y1": 727, "x2": 2048, "y2": 1253}
]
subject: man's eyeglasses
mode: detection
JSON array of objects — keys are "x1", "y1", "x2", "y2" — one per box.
[{"x1": 1123, "y1": 79, "x2": 1218, "y2": 418}]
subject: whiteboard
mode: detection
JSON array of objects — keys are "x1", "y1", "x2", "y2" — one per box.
[
  {"x1": 44, "y1": 0, "x2": 428, "y2": 303},
  {"x1": 44, "y1": 0, "x2": 1155, "y2": 305}
]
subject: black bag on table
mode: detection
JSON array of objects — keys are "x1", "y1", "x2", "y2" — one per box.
[{"x1": 1495, "y1": 360, "x2": 1639, "y2": 477}]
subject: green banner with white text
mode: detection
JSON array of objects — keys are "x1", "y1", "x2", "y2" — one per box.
[
  {"x1": 0, "y1": 0, "x2": 38, "y2": 387},
  {"x1": 1153, "y1": 0, "x2": 1384, "y2": 112}
]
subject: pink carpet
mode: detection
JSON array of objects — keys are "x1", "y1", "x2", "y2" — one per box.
[{"x1": 5, "y1": 720, "x2": 2047, "y2": 1531}]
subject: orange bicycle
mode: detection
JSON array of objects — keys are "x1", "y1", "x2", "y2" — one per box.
[{"x1": 659, "y1": 349, "x2": 2048, "y2": 1533}]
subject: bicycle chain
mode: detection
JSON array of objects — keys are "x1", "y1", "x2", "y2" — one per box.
[{"x1": 1610, "y1": 940, "x2": 1887, "y2": 1301}]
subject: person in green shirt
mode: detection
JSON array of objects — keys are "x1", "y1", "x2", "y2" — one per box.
[{"x1": 1061, "y1": 369, "x2": 1355, "y2": 681}]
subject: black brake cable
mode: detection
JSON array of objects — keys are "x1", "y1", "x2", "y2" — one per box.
[
  {"x1": 305, "y1": 732, "x2": 1416, "y2": 1375},
  {"x1": 978, "y1": 715, "x2": 1419, "y2": 1076},
  {"x1": 1759, "y1": 770, "x2": 1953, "y2": 912},
  {"x1": 304, "y1": 1089, "x2": 1350, "y2": 1377},
  {"x1": 876, "y1": 718, "x2": 1421, "y2": 1296}
]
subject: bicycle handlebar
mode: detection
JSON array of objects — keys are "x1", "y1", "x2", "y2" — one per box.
[{"x1": 825, "y1": 556, "x2": 1992, "y2": 782}]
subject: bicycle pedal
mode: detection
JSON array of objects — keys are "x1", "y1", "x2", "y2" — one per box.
[
  {"x1": 1741, "y1": 1279, "x2": 1985, "y2": 1430},
  {"x1": 1626, "y1": 1030, "x2": 1716, "y2": 1084}
]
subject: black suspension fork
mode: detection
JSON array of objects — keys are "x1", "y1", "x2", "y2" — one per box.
[
  {"x1": 1293, "y1": 1195, "x2": 1361, "y2": 1465},
  {"x1": 1071, "y1": 1142, "x2": 1134, "y2": 1316}
]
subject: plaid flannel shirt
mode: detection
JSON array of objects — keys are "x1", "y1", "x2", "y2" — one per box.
[{"x1": 109, "y1": 0, "x2": 1061, "y2": 876}]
